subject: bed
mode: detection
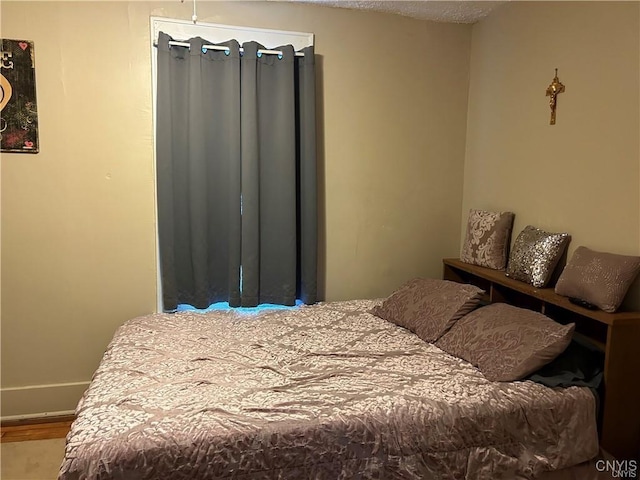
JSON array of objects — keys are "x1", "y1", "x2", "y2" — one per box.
[{"x1": 59, "y1": 297, "x2": 599, "y2": 480}]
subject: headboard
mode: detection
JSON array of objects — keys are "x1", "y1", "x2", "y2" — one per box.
[{"x1": 443, "y1": 258, "x2": 640, "y2": 460}]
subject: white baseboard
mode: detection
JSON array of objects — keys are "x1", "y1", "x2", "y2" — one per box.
[
  {"x1": 1, "y1": 381, "x2": 89, "y2": 421},
  {"x1": 1, "y1": 410, "x2": 76, "y2": 422}
]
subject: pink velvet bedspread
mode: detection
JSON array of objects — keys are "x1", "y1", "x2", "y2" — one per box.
[{"x1": 59, "y1": 299, "x2": 599, "y2": 480}]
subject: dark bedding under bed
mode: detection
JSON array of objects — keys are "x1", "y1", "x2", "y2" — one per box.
[{"x1": 59, "y1": 299, "x2": 599, "y2": 480}]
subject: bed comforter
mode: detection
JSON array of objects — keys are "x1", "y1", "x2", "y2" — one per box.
[{"x1": 59, "y1": 300, "x2": 599, "y2": 480}]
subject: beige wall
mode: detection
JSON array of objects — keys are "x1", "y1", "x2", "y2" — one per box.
[
  {"x1": 1, "y1": 2, "x2": 472, "y2": 416},
  {"x1": 463, "y1": 1, "x2": 640, "y2": 307}
]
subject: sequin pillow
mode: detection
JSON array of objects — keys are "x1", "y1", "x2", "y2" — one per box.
[
  {"x1": 505, "y1": 225, "x2": 570, "y2": 288},
  {"x1": 555, "y1": 246, "x2": 640, "y2": 313},
  {"x1": 371, "y1": 278, "x2": 484, "y2": 343},
  {"x1": 435, "y1": 303, "x2": 575, "y2": 382},
  {"x1": 460, "y1": 209, "x2": 515, "y2": 270}
]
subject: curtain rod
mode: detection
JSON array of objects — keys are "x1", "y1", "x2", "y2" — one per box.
[{"x1": 157, "y1": 40, "x2": 305, "y2": 57}]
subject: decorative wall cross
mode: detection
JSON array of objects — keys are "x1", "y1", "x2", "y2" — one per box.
[{"x1": 545, "y1": 68, "x2": 565, "y2": 125}]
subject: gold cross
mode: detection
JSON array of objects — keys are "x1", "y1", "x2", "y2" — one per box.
[{"x1": 546, "y1": 68, "x2": 565, "y2": 125}]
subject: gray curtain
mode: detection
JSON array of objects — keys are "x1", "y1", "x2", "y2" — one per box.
[{"x1": 156, "y1": 32, "x2": 316, "y2": 311}]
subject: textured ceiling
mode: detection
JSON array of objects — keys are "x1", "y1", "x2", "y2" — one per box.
[{"x1": 290, "y1": 0, "x2": 506, "y2": 24}]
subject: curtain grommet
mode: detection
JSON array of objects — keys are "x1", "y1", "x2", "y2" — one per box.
[
  {"x1": 257, "y1": 51, "x2": 263, "y2": 58},
  {"x1": 278, "y1": 53, "x2": 283, "y2": 60}
]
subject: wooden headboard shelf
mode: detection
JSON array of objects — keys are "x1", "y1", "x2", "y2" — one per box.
[{"x1": 443, "y1": 258, "x2": 640, "y2": 460}]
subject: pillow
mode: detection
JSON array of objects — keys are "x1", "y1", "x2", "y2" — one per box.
[
  {"x1": 435, "y1": 303, "x2": 574, "y2": 381},
  {"x1": 505, "y1": 225, "x2": 570, "y2": 288},
  {"x1": 554, "y1": 246, "x2": 640, "y2": 313},
  {"x1": 371, "y1": 278, "x2": 484, "y2": 343},
  {"x1": 460, "y1": 209, "x2": 515, "y2": 270}
]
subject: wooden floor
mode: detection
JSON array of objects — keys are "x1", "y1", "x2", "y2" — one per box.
[{"x1": 1, "y1": 417, "x2": 74, "y2": 443}]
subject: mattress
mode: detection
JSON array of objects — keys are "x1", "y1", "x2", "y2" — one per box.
[{"x1": 59, "y1": 299, "x2": 599, "y2": 480}]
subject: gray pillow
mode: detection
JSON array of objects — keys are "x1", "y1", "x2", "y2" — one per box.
[
  {"x1": 460, "y1": 209, "x2": 515, "y2": 270},
  {"x1": 371, "y1": 278, "x2": 484, "y2": 343},
  {"x1": 435, "y1": 303, "x2": 575, "y2": 382},
  {"x1": 505, "y1": 225, "x2": 570, "y2": 288},
  {"x1": 555, "y1": 246, "x2": 640, "y2": 313}
]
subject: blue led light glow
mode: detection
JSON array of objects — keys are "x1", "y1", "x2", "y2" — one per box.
[{"x1": 177, "y1": 300, "x2": 303, "y2": 314}]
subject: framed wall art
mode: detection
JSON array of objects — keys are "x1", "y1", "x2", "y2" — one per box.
[{"x1": 1, "y1": 39, "x2": 39, "y2": 153}]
